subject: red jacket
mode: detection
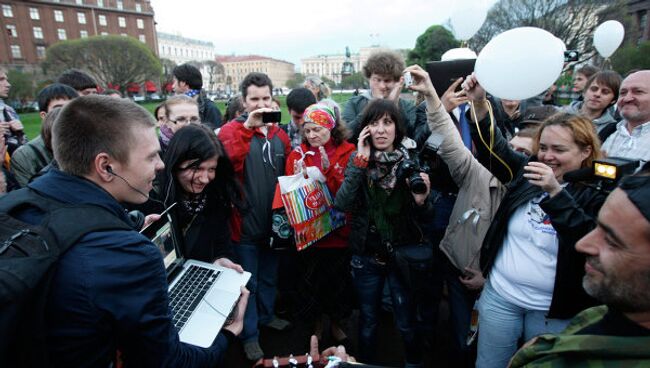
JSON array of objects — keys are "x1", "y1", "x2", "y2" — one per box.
[
  {"x1": 285, "y1": 140, "x2": 355, "y2": 248},
  {"x1": 218, "y1": 118, "x2": 291, "y2": 243}
]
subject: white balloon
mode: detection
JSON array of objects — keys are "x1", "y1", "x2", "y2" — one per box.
[
  {"x1": 450, "y1": 0, "x2": 488, "y2": 41},
  {"x1": 475, "y1": 27, "x2": 565, "y2": 100},
  {"x1": 593, "y1": 20, "x2": 625, "y2": 58},
  {"x1": 441, "y1": 47, "x2": 478, "y2": 61}
]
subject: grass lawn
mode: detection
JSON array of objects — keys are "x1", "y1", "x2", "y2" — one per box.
[{"x1": 19, "y1": 93, "x2": 355, "y2": 139}]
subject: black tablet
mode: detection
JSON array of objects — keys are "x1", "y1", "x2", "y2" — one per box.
[{"x1": 425, "y1": 59, "x2": 476, "y2": 97}]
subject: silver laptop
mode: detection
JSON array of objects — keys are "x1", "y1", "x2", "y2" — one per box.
[{"x1": 142, "y1": 211, "x2": 251, "y2": 348}]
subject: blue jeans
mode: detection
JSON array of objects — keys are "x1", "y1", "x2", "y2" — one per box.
[
  {"x1": 476, "y1": 280, "x2": 571, "y2": 368},
  {"x1": 234, "y1": 243, "x2": 280, "y2": 343},
  {"x1": 350, "y1": 254, "x2": 423, "y2": 368}
]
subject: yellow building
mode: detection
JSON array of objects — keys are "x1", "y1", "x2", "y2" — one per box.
[{"x1": 216, "y1": 55, "x2": 295, "y2": 93}]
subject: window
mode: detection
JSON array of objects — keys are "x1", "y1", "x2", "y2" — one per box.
[
  {"x1": 33, "y1": 26, "x2": 43, "y2": 39},
  {"x1": 10, "y1": 45, "x2": 21, "y2": 58},
  {"x1": 77, "y1": 12, "x2": 86, "y2": 24},
  {"x1": 36, "y1": 46, "x2": 46, "y2": 59},
  {"x1": 80, "y1": 30, "x2": 88, "y2": 38},
  {"x1": 57, "y1": 28, "x2": 67, "y2": 40},
  {"x1": 6, "y1": 24, "x2": 16, "y2": 37},
  {"x1": 135, "y1": 3, "x2": 141, "y2": 12},
  {"x1": 138, "y1": 34, "x2": 145, "y2": 43},
  {"x1": 2, "y1": 4, "x2": 12, "y2": 17},
  {"x1": 98, "y1": 14, "x2": 106, "y2": 26},
  {"x1": 136, "y1": 18, "x2": 144, "y2": 29},
  {"x1": 100, "y1": 31, "x2": 108, "y2": 36},
  {"x1": 116, "y1": 0, "x2": 123, "y2": 10},
  {"x1": 29, "y1": 7, "x2": 40, "y2": 20},
  {"x1": 97, "y1": 0, "x2": 103, "y2": 7},
  {"x1": 118, "y1": 16, "x2": 126, "y2": 28},
  {"x1": 76, "y1": 0, "x2": 83, "y2": 4},
  {"x1": 54, "y1": 10, "x2": 64, "y2": 22}
]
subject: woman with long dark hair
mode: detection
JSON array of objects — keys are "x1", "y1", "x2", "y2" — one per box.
[
  {"x1": 334, "y1": 98, "x2": 432, "y2": 367},
  {"x1": 159, "y1": 124, "x2": 246, "y2": 266}
]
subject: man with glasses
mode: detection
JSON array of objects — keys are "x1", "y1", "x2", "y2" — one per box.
[{"x1": 343, "y1": 51, "x2": 416, "y2": 141}]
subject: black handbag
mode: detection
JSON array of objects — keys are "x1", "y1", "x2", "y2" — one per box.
[{"x1": 392, "y1": 242, "x2": 434, "y2": 292}]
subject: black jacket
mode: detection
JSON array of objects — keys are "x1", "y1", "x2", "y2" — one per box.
[
  {"x1": 470, "y1": 113, "x2": 606, "y2": 319},
  {"x1": 197, "y1": 94, "x2": 223, "y2": 130},
  {"x1": 334, "y1": 150, "x2": 431, "y2": 256}
]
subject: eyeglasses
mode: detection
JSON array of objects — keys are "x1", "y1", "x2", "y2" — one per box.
[{"x1": 168, "y1": 116, "x2": 200, "y2": 125}]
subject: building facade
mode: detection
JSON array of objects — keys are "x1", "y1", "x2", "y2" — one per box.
[
  {"x1": 158, "y1": 32, "x2": 219, "y2": 91},
  {"x1": 301, "y1": 46, "x2": 403, "y2": 84},
  {"x1": 628, "y1": 0, "x2": 650, "y2": 43},
  {"x1": 0, "y1": 0, "x2": 157, "y2": 69},
  {"x1": 216, "y1": 54, "x2": 295, "y2": 92}
]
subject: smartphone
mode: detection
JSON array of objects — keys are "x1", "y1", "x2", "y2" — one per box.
[
  {"x1": 403, "y1": 71, "x2": 413, "y2": 87},
  {"x1": 262, "y1": 111, "x2": 281, "y2": 123},
  {"x1": 564, "y1": 50, "x2": 579, "y2": 62}
]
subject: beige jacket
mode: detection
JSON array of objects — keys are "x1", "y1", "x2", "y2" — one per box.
[{"x1": 426, "y1": 102, "x2": 507, "y2": 271}]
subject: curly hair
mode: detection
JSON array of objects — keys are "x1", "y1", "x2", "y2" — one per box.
[{"x1": 362, "y1": 51, "x2": 405, "y2": 80}]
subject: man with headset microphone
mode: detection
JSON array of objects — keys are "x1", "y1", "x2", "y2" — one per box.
[{"x1": 3, "y1": 95, "x2": 249, "y2": 367}]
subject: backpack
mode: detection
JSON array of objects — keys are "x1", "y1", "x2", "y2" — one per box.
[{"x1": 0, "y1": 188, "x2": 133, "y2": 367}]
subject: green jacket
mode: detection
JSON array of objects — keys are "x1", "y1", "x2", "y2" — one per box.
[
  {"x1": 10, "y1": 135, "x2": 53, "y2": 187},
  {"x1": 510, "y1": 305, "x2": 650, "y2": 367},
  {"x1": 342, "y1": 91, "x2": 417, "y2": 140}
]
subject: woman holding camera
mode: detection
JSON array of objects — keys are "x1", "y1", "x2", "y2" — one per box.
[
  {"x1": 462, "y1": 74, "x2": 607, "y2": 368},
  {"x1": 334, "y1": 98, "x2": 432, "y2": 367},
  {"x1": 157, "y1": 124, "x2": 245, "y2": 268},
  {"x1": 284, "y1": 103, "x2": 355, "y2": 344}
]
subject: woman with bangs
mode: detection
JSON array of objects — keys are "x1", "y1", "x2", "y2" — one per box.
[
  {"x1": 463, "y1": 74, "x2": 608, "y2": 368},
  {"x1": 157, "y1": 124, "x2": 246, "y2": 268},
  {"x1": 334, "y1": 99, "x2": 432, "y2": 367}
]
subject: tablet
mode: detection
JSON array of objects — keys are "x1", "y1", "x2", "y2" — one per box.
[{"x1": 425, "y1": 59, "x2": 476, "y2": 97}]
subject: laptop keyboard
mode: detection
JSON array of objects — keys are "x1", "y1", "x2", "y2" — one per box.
[{"x1": 169, "y1": 265, "x2": 221, "y2": 330}]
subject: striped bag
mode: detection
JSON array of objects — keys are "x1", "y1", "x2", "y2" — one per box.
[{"x1": 277, "y1": 166, "x2": 345, "y2": 251}]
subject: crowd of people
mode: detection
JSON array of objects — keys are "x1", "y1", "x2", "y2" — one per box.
[{"x1": 0, "y1": 49, "x2": 649, "y2": 368}]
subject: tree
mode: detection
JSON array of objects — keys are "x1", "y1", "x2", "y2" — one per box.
[
  {"x1": 611, "y1": 41, "x2": 650, "y2": 75},
  {"x1": 160, "y1": 58, "x2": 176, "y2": 95},
  {"x1": 321, "y1": 76, "x2": 336, "y2": 88},
  {"x1": 469, "y1": 0, "x2": 630, "y2": 68},
  {"x1": 285, "y1": 73, "x2": 305, "y2": 89},
  {"x1": 407, "y1": 25, "x2": 460, "y2": 67},
  {"x1": 7, "y1": 70, "x2": 35, "y2": 103},
  {"x1": 202, "y1": 60, "x2": 225, "y2": 92},
  {"x1": 42, "y1": 35, "x2": 161, "y2": 93},
  {"x1": 340, "y1": 72, "x2": 366, "y2": 90}
]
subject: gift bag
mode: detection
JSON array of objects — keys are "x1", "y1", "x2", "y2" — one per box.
[{"x1": 278, "y1": 166, "x2": 345, "y2": 251}]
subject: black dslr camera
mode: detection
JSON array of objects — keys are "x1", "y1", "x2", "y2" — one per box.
[{"x1": 396, "y1": 136, "x2": 439, "y2": 194}]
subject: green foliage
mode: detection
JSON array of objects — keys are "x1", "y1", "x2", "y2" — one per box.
[
  {"x1": 42, "y1": 35, "x2": 161, "y2": 93},
  {"x1": 407, "y1": 25, "x2": 460, "y2": 67},
  {"x1": 7, "y1": 70, "x2": 35, "y2": 102},
  {"x1": 340, "y1": 72, "x2": 366, "y2": 90},
  {"x1": 285, "y1": 73, "x2": 305, "y2": 89},
  {"x1": 611, "y1": 41, "x2": 650, "y2": 76}
]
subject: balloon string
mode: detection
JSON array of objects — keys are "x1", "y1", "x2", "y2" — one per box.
[{"x1": 469, "y1": 100, "x2": 514, "y2": 183}]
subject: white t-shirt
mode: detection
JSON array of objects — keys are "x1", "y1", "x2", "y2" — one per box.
[{"x1": 490, "y1": 193, "x2": 559, "y2": 311}]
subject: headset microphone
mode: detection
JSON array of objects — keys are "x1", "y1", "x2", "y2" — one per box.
[{"x1": 106, "y1": 165, "x2": 164, "y2": 206}]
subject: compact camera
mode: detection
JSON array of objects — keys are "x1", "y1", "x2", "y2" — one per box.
[{"x1": 403, "y1": 71, "x2": 413, "y2": 88}]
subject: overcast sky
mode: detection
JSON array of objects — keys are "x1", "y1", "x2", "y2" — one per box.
[{"x1": 151, "y1": 0, "x2": 496, "y2": 69}]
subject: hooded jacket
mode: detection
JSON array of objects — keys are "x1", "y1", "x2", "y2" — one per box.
[{"x1": 218, "y1": 114, "x2": 291, "y2": 244}]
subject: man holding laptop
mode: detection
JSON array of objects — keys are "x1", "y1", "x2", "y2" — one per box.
[{"x1": 10, "y1": 95, "x2": 249, "y2": 366}]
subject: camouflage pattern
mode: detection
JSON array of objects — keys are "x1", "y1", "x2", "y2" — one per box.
[{"x1": 509, "y1": 305, "x2": 650, "y2": 367}]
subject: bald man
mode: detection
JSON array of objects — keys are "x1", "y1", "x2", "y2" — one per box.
[{"x1": 601, "y1": 70, "x2": 650, "y2": 164}]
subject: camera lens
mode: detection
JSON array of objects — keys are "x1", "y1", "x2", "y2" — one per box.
[{"x1": 409, "y1": 174, "x2": 427, "y2": 194}]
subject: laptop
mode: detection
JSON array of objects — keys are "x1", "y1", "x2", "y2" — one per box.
[{"x1": 141, "y1": 209, "x2": 251, "y2": 348}]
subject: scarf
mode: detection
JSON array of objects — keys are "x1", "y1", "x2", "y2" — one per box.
[
  {"x1": 159, "y1": 124, "x2": 174, "y2": 146},
  {"x1": 185, "y1": 89, "x2": 200, "y2": 98},
  {"x1": 368, "y1": 150, "x2": 404, "y2": 193}
]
